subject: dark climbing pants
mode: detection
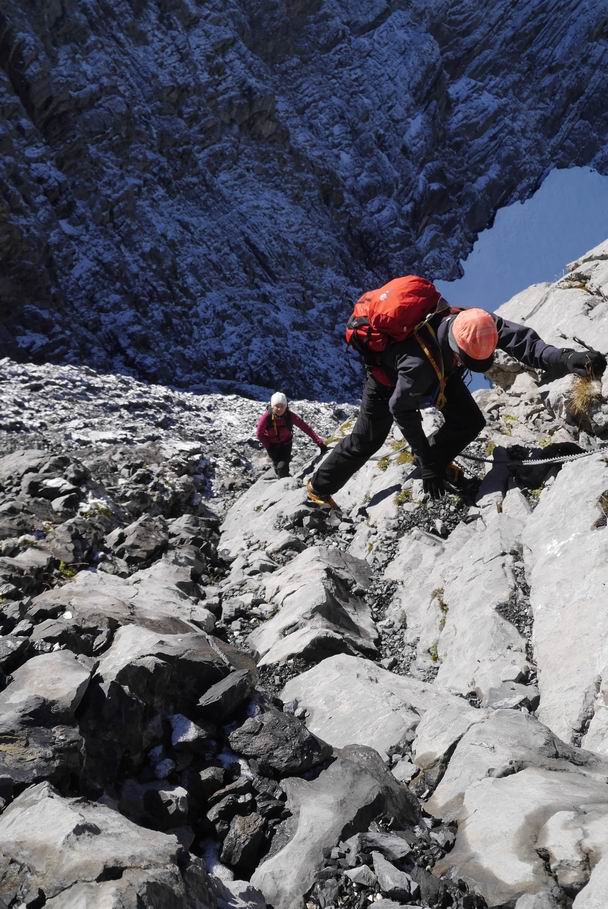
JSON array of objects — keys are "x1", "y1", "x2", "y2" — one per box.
[
  {"x1": 267, "y1": 441, "x2": 292, "y2": 478},
  {"x1": 312, "y1": 374, "x2": 485, "y2": 496}
]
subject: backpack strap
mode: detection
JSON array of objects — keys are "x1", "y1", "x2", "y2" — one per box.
[
  {"x1": 267, "y1": 403, "x2": 293, "y2": 438},
  {"x1": 413, "y1": 321, "x2": 446, "y2": 410}
]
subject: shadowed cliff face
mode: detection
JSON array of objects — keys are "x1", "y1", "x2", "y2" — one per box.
[{"x1": 1, "y1": 0, "x2": 607, "y2": 397}]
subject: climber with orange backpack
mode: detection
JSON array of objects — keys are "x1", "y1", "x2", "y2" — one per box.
[
  {"x1": 307, "y1": 275, "x2": 607, "y2": 503},
  {"x1": 257, "y1": 392, "x2": 328, "y2": 478}
]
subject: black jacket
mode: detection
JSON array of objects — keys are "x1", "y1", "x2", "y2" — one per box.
[{"x1": 375, "y1": 312, "x2": 565, "y2": 464}]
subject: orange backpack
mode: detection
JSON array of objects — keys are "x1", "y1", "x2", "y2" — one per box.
[{"x1": 345, "y1": 275, "x2": 443, "y2": 357}]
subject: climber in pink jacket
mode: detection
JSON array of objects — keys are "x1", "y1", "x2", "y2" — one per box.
[{"x1": 256, "y1": 392, "x2": 327, "y2": 477}]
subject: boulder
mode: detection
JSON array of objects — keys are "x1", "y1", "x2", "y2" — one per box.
[
  {"x1": 522, "y1": 455, "x2": 608, "y2": 747},
  {"x1": 372, "y1": 851, "x2": 420, "y2": 901},
  {"x1": 219, "y1": 477, "x2": 309, "y2": 561},
  {"x1": 0, "y1": 635, "x2": 30, "y2": 673},
  {"x1": 220, "y1": 812, "x2": 266, "y2": 875},
  {"x1": 28, "y1": 569, "x2": 211, "y2": 653},
  {"x1": 0, "y1": 725, "x2": 82, "y2": 799},
  {"x1": 425, "y1": 710, "x2": 608, "y2": 822},
  {"x1": 228, "y1": 706, "x2": 332, "y2": 777},
  {"x1": 282, "y1": 654, "x2": 479, "y2": 761},
  {"x1": 251, "y1": 745, "x2": 419, "y2": 909},
  {"x1": 0, "y1": 450, "x2": 48, "y2": 490},
  {"x1": 79, "y1": 625, "x2": 250, "y2": 786},
  {"x1": 248, "y1": 546, "x2": 377, "y2": 666},
  {"x1": 197, "y1": 669, "x2": 255, "y2": 722},
  {"x1": 105, "y1": 514, "x2": 169, "y2": 565},
  {"x1": 0, "y1": 651, "x2": 92, "y2": 731},
  {"x1": 385, "y1": 507, "x2": 532, "y2": 701},
  {"x1": 435, "y1": 767, "x2": 608, "y2": 907},
  {"x1": 0, "y1": 782, "x2": 215, "y2": 907}
]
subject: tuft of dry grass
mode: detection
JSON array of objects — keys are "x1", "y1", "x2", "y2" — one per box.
[
  {"x1": 396, "y1": 450, "x2": 414, "y2": 465},
  {"x1": 568, "y1": 376, "x2": 602, "y2": 418},
  {"x1": 394, "y1": 488, "x2": 412, "y2": 505}
]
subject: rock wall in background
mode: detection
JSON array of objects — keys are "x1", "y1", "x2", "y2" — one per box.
[{"x1": 1, "y1": 0, "x2": 608, "y2": 397}]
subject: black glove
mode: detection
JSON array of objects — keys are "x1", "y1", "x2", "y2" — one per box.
[
  {"x1": 318, "y1": 443, "x2": 329, "y2": 454},
  {"x1": 421, "y1": 463, "x2": 445, "y2": 500},
  {"x1": 562, "y1": 349, "x2": 607, "y2": 378}
]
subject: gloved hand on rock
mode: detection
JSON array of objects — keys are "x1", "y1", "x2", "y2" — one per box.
[
  {"x1": 421, "y1": 463, "x2": 445, "y2": 500},
  {"x1": 561, "y1": 349, "x2": 607, "y2": 379}
]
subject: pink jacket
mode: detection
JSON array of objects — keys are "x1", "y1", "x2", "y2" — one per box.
[{"x1": 256, "y1": 408, "x2": 323, "y2": 450}]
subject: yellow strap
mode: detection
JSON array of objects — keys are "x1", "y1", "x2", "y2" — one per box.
[
  {"x1": 414, "y1": 323, "x2": 446, "y2": 410},
  {"x1": 271, "y1": 413, "x2": 281, "y2": 439}
]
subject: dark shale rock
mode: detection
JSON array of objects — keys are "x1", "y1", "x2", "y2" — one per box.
[
  {"x1": 372, "y1": 851, "x2": 420, "y2": 901},
  {"x1": 220, "y1": 812, "x2": 266, "y2": 876},
  {"x1": 197, "y1": 669, "x2": 255, "y2": 722},
  {"x1": 0, "y1": 724, "x2": 83, "y2": 800},
  {"x1": 105, "y1": 514, "x2": 169, "y2": 565},
  {"x1": 78, "y1": 625, "x2": 243, "y2": 788},
  {"x1": 0, "y1": 635, "x2": 30, "y2": 674},
  {"x1": 228, "y1": 707, "x2": 332, "y2": 777}
]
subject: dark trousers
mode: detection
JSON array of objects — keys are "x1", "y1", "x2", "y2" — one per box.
[
  {"x1": 267, "y1": 441, "x2": 292, "y2": 478},
  {"x1": 312, "y1": 374, "x2": 485, "y2": 496}
]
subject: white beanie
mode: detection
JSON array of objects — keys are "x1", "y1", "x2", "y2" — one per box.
[{"x1": 271, "y1": 392, "x2": 288, "y2": 408}]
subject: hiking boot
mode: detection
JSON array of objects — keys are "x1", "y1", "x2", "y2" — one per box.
[
  {"x1": 444, "y1": 462, "x2": 480, "y2": 499},
  {"x1": 444, "y1": 462, "x2": 466, "y2": 487},
  {"x1": 306, "y1": 480, "x2": 338, "y2": 509}
]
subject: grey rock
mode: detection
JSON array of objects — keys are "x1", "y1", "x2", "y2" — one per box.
[
  {"x1": 228, "y1": 707, "x2": 331, "y2": 777},
  {"x1": 220, "y1": 812, "x2": 266, "y2": 875},
  {"x1": 435, "y1": 766, "x2": 608, "y2": 906},
  {"x1": 514, "y1": 892, "x2": 565, "y2": 909},
  {"x1": 219, "y1": 480, "x2": 312, "y2": 561},
  {"x1": 181, "y1": 766, "x2": 226, "y2": 803},
  {"x1": 282, "y1": 654, "x2": 479, "y2": 761},
  {"x1": 0, "y1": 635, "x2": 29, "y2": 673},
  {"x1": 0, "y1": 651, "x2": 92, "y2": 731},
  {"x1": 251, "y1": 745, "x2": 419, "y2": 909},
  {"x1": 0, "y1": 782, "x2": 214, "y2": 906},
  {"x1": 391, "y1": 758, "x2": 417, "y2": 784},
  {"x1": 28, "y1": 569, "x2": 212, "y2": 653},
  {"x1": 120, "y1": 779, "x2": 190, "y2": 829},
  {"x1": 169, "y1": 713, "x2": 213, "y2": 753},
  {"x1": 483, "y1": 680, "x2": 540, "y2": 710},
  {"x1": 207, "y1": 777, "x2": 252, "y2": 807},
  {"x1": 79, "y1": 624, "x2": 247, "y2": 786},
  {"x1": 345, "y1": 831, "x2": 413, "y2": 866},
  {"x1": 0, "y1": 724, "x2": 82, "y2": 799},
  {"x1": 213, "y1": 877, "x2": 268, "y2": 909},
  {"x1": 168, "y1": 512, "x2": 219, "y2": 547},
  {"x1": 43, "y1": 515, "x2": 109, "y2": 565},
  {"x1": 426, "y1": 710, "x2": 608, "y2": 822},
  {"x1": 344, "y1": 864, "x2": 377, "y2": 887},
  {"x1": 248, "y1": 546, "x2": 376, "y2": 666},
  {"x1": 0, "y1": 547, "x2": 54, "y2": 598},
  {"x1": 105, "y1": 514, "x2": 169, "y2": 565},
  {"x1": 0, "y1": 450, "x2": 48, "y2": 489},
  {"x1": 197, "y1": 669, "x2": 255, "y2": 722},
  {"x1": 372, "y1": 851, "x2": 419, "y2": 900},
  {"x1": 371, "y1": 902, "x2": 408, "y2": 909},
  {"x1": 522, "y1": 455, "x2": 608, "y2": 749}
]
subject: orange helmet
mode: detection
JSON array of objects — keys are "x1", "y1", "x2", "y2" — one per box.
[{"x1": 448, "y1": 309, "x2": 498, "y2": 372}]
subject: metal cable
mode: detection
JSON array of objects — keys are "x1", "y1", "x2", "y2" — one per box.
[{"x1": 458, "y1": 445, "x2": 608, "y2": 468}]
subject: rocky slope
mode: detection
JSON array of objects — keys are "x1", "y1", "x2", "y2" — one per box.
[
  {"x1": 1, "y1": 242, "x2": 608, "y2": 907},
  {"x1": 2, "y1": 0, "x2": 608, "y2": 396}
]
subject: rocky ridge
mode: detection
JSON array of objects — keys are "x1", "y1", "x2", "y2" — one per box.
[
  {"x1": 1, "y1": 242, "x2": 608, "y2": 906},
  {"x1": 2, "y1": 0, "x2": 608, "y2": 396}
]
